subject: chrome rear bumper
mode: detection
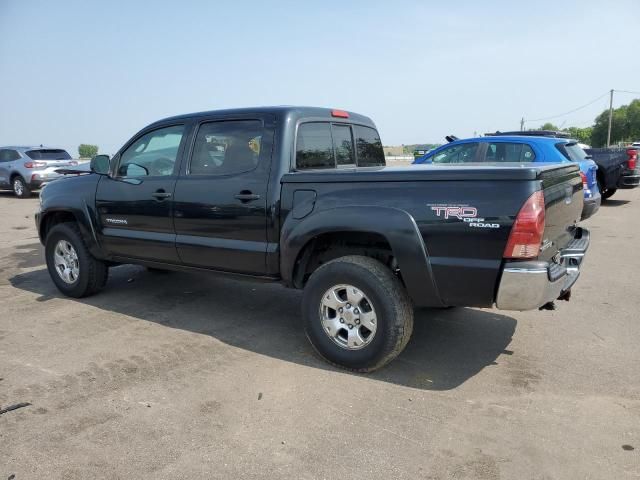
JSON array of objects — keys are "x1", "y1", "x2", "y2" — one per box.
[{"x1": 496, "y1": 228, "x2": 590, "y2": 311}]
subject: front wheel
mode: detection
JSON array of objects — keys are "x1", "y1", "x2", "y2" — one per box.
[
  {"x1": 45, "y1": 222, "x2": 108, "y2": 298},
  {"x1": 13, "y1": 176, "x2": 31, "y2": 198},
  {"x1": 302, "y1": 255, "x2": 414, "y2": 372}
]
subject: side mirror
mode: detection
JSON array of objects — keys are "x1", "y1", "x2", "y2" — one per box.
[
  {"x1": 118, "y1": 163, "x2": 148, "y2": 177},
  {"x1": 90, "y1": 154, "x2": 111, "y2": 174}
]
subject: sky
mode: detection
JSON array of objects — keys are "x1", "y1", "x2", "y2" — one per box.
[{"x1": 1, "y1": 0, "x2": 639, "y2": 155}]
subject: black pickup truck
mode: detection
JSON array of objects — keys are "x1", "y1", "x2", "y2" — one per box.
[
  {"x1": 36, "y1": 106, "x2": 590, "y2": 371},
  {"x1": 583, "y1": 146, "x2": 639, "y2": 199}
]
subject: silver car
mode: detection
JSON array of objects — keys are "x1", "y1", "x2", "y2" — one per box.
[{"x1": 0, "y1": 146, "x2": 78, "y2": 198}]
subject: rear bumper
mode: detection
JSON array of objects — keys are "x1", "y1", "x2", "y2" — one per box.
[
  {"x1": 581, "y1": 192, "x2": 601, "y2": 220},
  {"x1": 28, "y1": 171, "x2": 64, "y2": 188},
  {"x1": 617, "y1": 168, "x2": 640, "y2": 189},
  {"x1": 495, "y1": 227, "x2": 590, "y2": 311}
]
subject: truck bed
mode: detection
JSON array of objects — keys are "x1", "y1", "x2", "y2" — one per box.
[{"x1": 281, "y1": 162, "x2": 582, "y2": 307}]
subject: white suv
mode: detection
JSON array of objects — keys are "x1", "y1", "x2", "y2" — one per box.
[{"x1": 0, "y1": 146, "x2": 78, "y2": 198}]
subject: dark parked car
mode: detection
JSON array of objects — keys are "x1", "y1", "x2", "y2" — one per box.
[{"x1": 36, "y1": 106, "x2": 589, "y2": 371}]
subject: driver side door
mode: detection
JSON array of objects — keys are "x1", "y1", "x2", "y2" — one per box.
[{"x1": 95, "y1": 123, "x2": 189, "y2": 263}]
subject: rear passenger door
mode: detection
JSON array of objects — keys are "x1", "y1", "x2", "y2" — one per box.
[{"x1": 172, "y1": 115, "x2": 275, "y2": 274}]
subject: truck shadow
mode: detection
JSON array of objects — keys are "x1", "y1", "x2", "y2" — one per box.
[
  {"x1": 601, "y1": 199, "x2": 630, "y2": 207},
  {"x1": 8, "y1": 246, "x2": 516, "y2": 391}
]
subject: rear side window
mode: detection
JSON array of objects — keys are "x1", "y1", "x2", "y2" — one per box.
[
  {"x1": 432, "y1": 143, "x2": 479, "y2": 163},
  {"x1": 556, "y1": 142, "x2": 588, "y2": 162},
  {"x1": 189, "y1": 120, "x2": 263, "y2": 175},
  {"x1": 296, "y1": 122, "x2": 384, "y2": 169},
  {"x1": 0, "y1": 149, "x2": 21, "y2": 162},
  {"x1": 354, "y1": 125, "x2": 385, "y2": 167},
  {"x1": 486, "y1": 142, "x2": 536, "y2": 162},
  {"x1": 25, "y1": 149, "x2": 71, "y2": 160}
]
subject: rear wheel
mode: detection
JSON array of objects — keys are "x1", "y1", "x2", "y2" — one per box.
[
  {"x1": 302, "y1": 255, "x2": 414, "y2": 372},
  {"x1": 598, "y1": 177, "x2": 616, "y2": 200},
  {"x1": 45, "y1": 222, "x2": 108, "y2": 298},
  {"x1": 13, "y1": 176, "x2": 31, "y2": 198},
  {"x1": 602, "y1": 188, "x2": 617, "y2": 200}
]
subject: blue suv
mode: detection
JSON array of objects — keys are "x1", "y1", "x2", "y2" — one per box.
[{"x1": 413, "y1": 133, "x2": 600, "y2": 220}]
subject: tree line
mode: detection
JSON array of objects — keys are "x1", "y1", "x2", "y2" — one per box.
[
  {"x1": 536, "y1": 98, "x2": 640, "y2": 147},
  {"x1": 78, "y1": 144, "x2": 98, "y2": 158}
]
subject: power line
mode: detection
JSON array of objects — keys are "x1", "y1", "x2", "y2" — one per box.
[
  {"x1": 524, "y1": 91, "x2": 610, "y2": 123},
  {"x1": 614, "y1": 89, "x2": 640, "y2": 95}
]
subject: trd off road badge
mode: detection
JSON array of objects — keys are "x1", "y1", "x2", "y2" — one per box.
[{"x1": 428, "y1": 204, "x2": 499, "y2": 229}]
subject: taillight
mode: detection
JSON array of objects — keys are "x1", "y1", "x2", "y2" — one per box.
[
  {"x1": 626, "y1": 149, "x2": 637, "y2": 170},
  {"x1": 579, "y1": 172, "x2": 587, "y2": 188},
  {"x1": 579, "y1": 171, "x2": 591, "y2": 196},
  {"x1": 24, "y1": 161, "x2": 46, "y2": 169},
  {"x1": 503, "y1": 190, "x2": 545, "y2": 259},
  {"x1": 331, "y1": 109, "x2": 349, "y2": 118}
]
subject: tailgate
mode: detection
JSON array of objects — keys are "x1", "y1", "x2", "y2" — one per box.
[{"x1": 538, "y1": 164, "x2": 583, "y2": 261}]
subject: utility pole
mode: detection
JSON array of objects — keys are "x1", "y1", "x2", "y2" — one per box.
[
  {"x1": 607, "y1": 89, "x2": 614, "y2": 147},
  {"x1": 520, "y1": 117, "x2": 525, "y2": 131}
]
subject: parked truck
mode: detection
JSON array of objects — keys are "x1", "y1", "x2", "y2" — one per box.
[
  {"x1": 36, "y1": 107, "x2": 590, "y2": 371},
  {"x1": 583, "y1": 146, "x2": 639, "y2": 200}
]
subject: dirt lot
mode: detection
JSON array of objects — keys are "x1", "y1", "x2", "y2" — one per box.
[{"x1": 1, "y1": 189, "x2": 639, "y2": 480}]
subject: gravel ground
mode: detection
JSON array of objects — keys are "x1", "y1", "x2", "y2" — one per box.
[{"x1": 0, "y1": 188, "x2": 638, "y2": 479}]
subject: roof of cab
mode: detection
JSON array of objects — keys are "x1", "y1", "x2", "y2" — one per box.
[{"x1": 148, "y1": 106, "x2": 376, "y2": 128}]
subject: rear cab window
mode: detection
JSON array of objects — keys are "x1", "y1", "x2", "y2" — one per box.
[
  {"x1": 353, "y1": 125, "x2": 385, "y2": 167},
  {"x1": 25, "y1": 149, "x2": 71, "y2": 160},
  {"x1": 295, "y1": 122, "x2": 385, "y2": 170}
]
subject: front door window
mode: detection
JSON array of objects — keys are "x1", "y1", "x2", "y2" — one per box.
[{"x1": 118, "y1": 125, "x2": 185, "y2": 177}]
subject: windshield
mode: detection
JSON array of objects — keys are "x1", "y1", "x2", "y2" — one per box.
[
  {"x1": 25, "y1": 149, "x2": 72, "y2": 160},
  {"x1": 556, "y1": 142, "x2": 588, "y2": 162}
]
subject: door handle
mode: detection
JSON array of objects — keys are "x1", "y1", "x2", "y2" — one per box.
[
  {"x1": 152, "y1": 191, "x2": 172, "y2": 200},
  {"x1": 234, "y1": 191, "x2": 261, "y2": 202}
]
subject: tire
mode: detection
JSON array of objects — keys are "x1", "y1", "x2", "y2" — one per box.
[
  {"x1": 302, "y1": 255, "x2": 414, "y2": 372},
  {"x1": 602, "y1": 188, "x2": 616, "y2": 200},
  {"x1": 12, "y1": 176, "x2": 31, "y2": 198},
  {"x1": 45, "y1": 222, "x2": 108, "y2": 298},
  {"x1": 597, "y1": 177, "x2": 616, "y2": 200}
]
